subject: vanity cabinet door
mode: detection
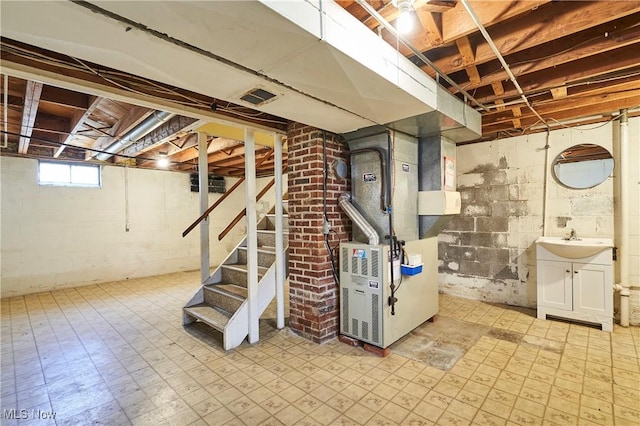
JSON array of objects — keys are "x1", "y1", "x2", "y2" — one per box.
[
  {"x1": 573, "y1": 263, "x2": 612, "y2": 316},
  {"x1": 538, "y1": 260, "x2": 572, "y2": 311}
]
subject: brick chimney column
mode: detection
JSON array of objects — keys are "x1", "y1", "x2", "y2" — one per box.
[{"x1": 286, "y1": 123, "x2": 351, "y2": 343}]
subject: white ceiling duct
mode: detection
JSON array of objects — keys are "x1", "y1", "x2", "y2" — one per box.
[{"x1": 0, "y1": 0, "x2": 480, "y2": 140}]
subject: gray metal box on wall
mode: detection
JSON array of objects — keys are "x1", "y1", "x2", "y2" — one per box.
[{"x1": 346, "y1": 130, "x2": 419, "y2": 243}]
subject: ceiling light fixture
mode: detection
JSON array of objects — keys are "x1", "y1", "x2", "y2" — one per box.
[
  {"x1": 157, "y1": 152, "x2": 169, "y2": 168},
  {"x1": 392, "y1": 0, "x2": 416, "y2": 35}
]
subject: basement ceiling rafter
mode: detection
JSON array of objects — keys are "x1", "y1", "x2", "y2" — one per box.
[{"x1": 338, "y1": 0, "x2": 640, "y2": 141}]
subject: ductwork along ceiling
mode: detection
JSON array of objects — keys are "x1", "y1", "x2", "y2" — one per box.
[{"x1": 1, "y1": 0, "x2": 638, "y2": 172}]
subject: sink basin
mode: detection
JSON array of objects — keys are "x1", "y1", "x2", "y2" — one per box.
[{"x1": 536, "y1": 236, "x2": 613, "y2": 259}]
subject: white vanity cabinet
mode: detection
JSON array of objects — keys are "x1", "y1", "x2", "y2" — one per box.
[{"x1": 536, "y1": 243, "x2": 613, "y2": 332}]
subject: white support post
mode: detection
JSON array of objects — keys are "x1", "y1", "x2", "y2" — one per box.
[
  {"x1": 274, "y1": 134, "x2": 285, "y2": 329},
  {"x1": 245, "y1": 129, "x2": 259, "y2": 343},
  {"x1": 198, "y1": 132, "x2": 210, "y2": 284}
]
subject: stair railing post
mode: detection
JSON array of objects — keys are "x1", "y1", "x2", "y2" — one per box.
[
  {"x1": 274, "y1": 134, "x2": 285, "y2": 329},
  {"x1": 245, "y1": 129, "x2": 259, "y2": 343},
  {"x1": 198, "y1": 132, "x2": 210, "y2": 284}
]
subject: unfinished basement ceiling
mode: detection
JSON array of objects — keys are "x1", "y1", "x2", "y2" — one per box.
[
  {"x1": 1, "y1": 0, "x2": 639, "y2": 173},
  {"x1": 337, "y1": 0, "x2": 640, "y2": 140}
]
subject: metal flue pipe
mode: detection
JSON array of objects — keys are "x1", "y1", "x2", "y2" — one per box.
[{"x1": 338, "y1": 193, "x2": 380, "y2": 246}]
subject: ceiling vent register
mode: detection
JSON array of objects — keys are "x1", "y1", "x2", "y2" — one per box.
[{"x1": 240, "y1": 87, "x2": 277, "y2": 106}]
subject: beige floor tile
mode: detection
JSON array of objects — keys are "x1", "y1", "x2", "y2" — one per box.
[
  {"x1": 412, "y1": 400, "x2": 444, "y2": 422},
  {"x1": 307, "y1": 404, "x2": 340, "y2": 425},
  {"x1": 378, "y1": 401, "x2": 410, "y2": 424},
  {"x1": 3, "y1": 274, "x2": 639, "y2": 426},
  {"x1": 390, "y1": 391, "x2": 422, "y2": 410},
  {"x1": 481, "y1": 398, "x2": 512, "y2": 419},
  {"x1": 510, "y1": 409, "x2": 543, "y2": 426},
  {"x1": 325, "y1": 394, "x2": 356, "y2": 412},
  {"x1": 579, "y1": 405, "x2": 614, "y2": 425},
  {"x1": 343, "y1": 402, "x2": 375, "y2": 424},
  {"x1": 456, "y1": 388, "x2": 485, "y2": 408},
  {"x1": 403, "y1": 412, "x2": 435, "y2": 425},
  {"x1": 203, "y1": 406, "x2": 235, "y2": 425},
  {"x1": 447, "y1": 398, "x2": 478, "y2": 420},
  {"x1": 438, "y1": 411, "x2": 472, "y2": 426},
  {"x1": 472, "y1": 410, "x2": 507, "y2": 426}
]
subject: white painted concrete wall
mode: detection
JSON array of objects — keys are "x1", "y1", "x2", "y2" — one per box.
[
  {"x1": 443, "y1": 118, "x2": 639, "y2": 319},
  {"x1": 0, "y1": 156, "x2": 280, "y2": 298}
]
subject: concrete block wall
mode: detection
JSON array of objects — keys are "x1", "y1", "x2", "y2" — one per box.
[
  {"x1": 287, "y1": 123, "x2": 351, "y2": 343},
  {"x1": 438, "y1": 120, "x2": 630, "y2": 309},
  {"x1": 0, "y1": 156, "x2": 276, "y2": 298}
]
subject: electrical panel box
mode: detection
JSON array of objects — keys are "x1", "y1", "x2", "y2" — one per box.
[{"x1": 190, "y1": 174, "x2": 225, "y2": 193}]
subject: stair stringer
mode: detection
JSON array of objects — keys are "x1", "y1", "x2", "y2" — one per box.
[
  {"x1": 183, "y1": 287, "x2": 204, "y2": 325},
  {"x1": 183, "y1": 211, "x2": 287, "y2": 350},
  {"x1": 222, "y1": 300, "x2": 249, "y2": 350}
]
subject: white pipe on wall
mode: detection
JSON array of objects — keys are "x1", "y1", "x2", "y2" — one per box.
[
  {"x1": 541, "y1": 131, "x2": 551, "y2": 237},
  {"x1": 2, "y1": 74, "x2": 8, "y2": 149},
  {"x1": 618, "y1": 109, "x2": 630, "y2": 327}
]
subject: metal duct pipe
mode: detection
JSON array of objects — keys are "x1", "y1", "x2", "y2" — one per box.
[
  {"x1": 338, "y1": 193, "x2": 380, "y2": 246},
  {"x1": 94, "y1": 110, "x2": 174, "y2": 161}
]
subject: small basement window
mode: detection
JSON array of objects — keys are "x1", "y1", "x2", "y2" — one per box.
[{"x1": 38, "y1": 161, "x2": 101, "y2": 187}]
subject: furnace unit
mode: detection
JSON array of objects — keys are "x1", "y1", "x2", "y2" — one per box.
[{"x1": 338, "y1": 127, "x2": 463, "y2": 348}]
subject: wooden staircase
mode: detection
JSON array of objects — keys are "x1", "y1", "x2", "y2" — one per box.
[{"x1": 183, "y1": 207, "x2": 288, "y2": 350}]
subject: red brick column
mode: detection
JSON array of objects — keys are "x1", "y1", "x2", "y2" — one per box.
[{"x1": 287, "y1": 123, "x2": 351, "y2": 343}]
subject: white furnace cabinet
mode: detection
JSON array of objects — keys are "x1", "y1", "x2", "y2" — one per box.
[
  {"x1": 536, "y1": 245, "x2": 613, "y2": 331},
  {"x1": 339, "y1": 239, "x2": 439, "y2": 348}
]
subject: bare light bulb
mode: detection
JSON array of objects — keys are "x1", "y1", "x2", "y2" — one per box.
[
  {"x1": 396, "y1": 10, "x2": 414, "y2": 34},
  {"x1": 157, "y1": 158, "x2": 169, "y2": 168},
  {"x1": 392, "y1": 0, "x2": 416, "y2": 35}
]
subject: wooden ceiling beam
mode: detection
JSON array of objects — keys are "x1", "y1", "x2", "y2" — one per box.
[
  {"x1": 474, "y1": 46, "x2": 640, "y2": 105},
  {"x1": 18, "y1": 80, "x2": 43, "y2": 154},
  {"x1": 483, "y1": 94, "x2": 640, "y2": 134},
  {"x1": 54, "y1": 95, "x2": 103, "y2": 158},
  {"x1": 483, "y1": 78, "x2": 640, "y2": 124},
  {"x1": 450, "y1": 15, "x2": 640, "y2": 94},
  {"x1": 212, "y1": 147, "x2": 272, "y2": 168},
  {"x1": 455, "y1": 36, "x2": 480, "y2": 85},
  {"x1": 440, "y1": 0, "x2": 551, "y2": 44},
  {"x1": 415, "y1": 9, "x2": 443, "y2": 47},
  {"x1": 484, "y1": 83, "x2": 640, "y2": 127},
  {"x1": 40, "y1": 85, "x2": 89, "y2": 110},
  {"x1": 166, "y1": 138, "x2": 243, "y2": 164},
  {"x1": 418, "y1": 1, "x2": 640, "y2": 77}
]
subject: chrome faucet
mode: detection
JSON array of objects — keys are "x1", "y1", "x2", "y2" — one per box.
[{"x1": 567, "y1": 228, "x2": 578, "y2": 241}]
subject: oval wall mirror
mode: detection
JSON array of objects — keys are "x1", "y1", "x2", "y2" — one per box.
[{"x1": 553, "y1": 144, "x2": 614, "y2": 189}]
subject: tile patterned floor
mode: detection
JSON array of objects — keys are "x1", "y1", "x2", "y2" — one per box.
[{"x1": 1, "y1": 271, "x2": 639, "y2": 425}]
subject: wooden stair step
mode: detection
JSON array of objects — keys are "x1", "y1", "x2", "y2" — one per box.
[
  {"x1": 183, "y1": 304, "x2": 231, "y2": 332},
  {"x1": 222, "y1": 263, "x2": 269, "y2": 274},
  {"x1": 215, "y1": 284, "x2": 248, "y2": 299}
]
